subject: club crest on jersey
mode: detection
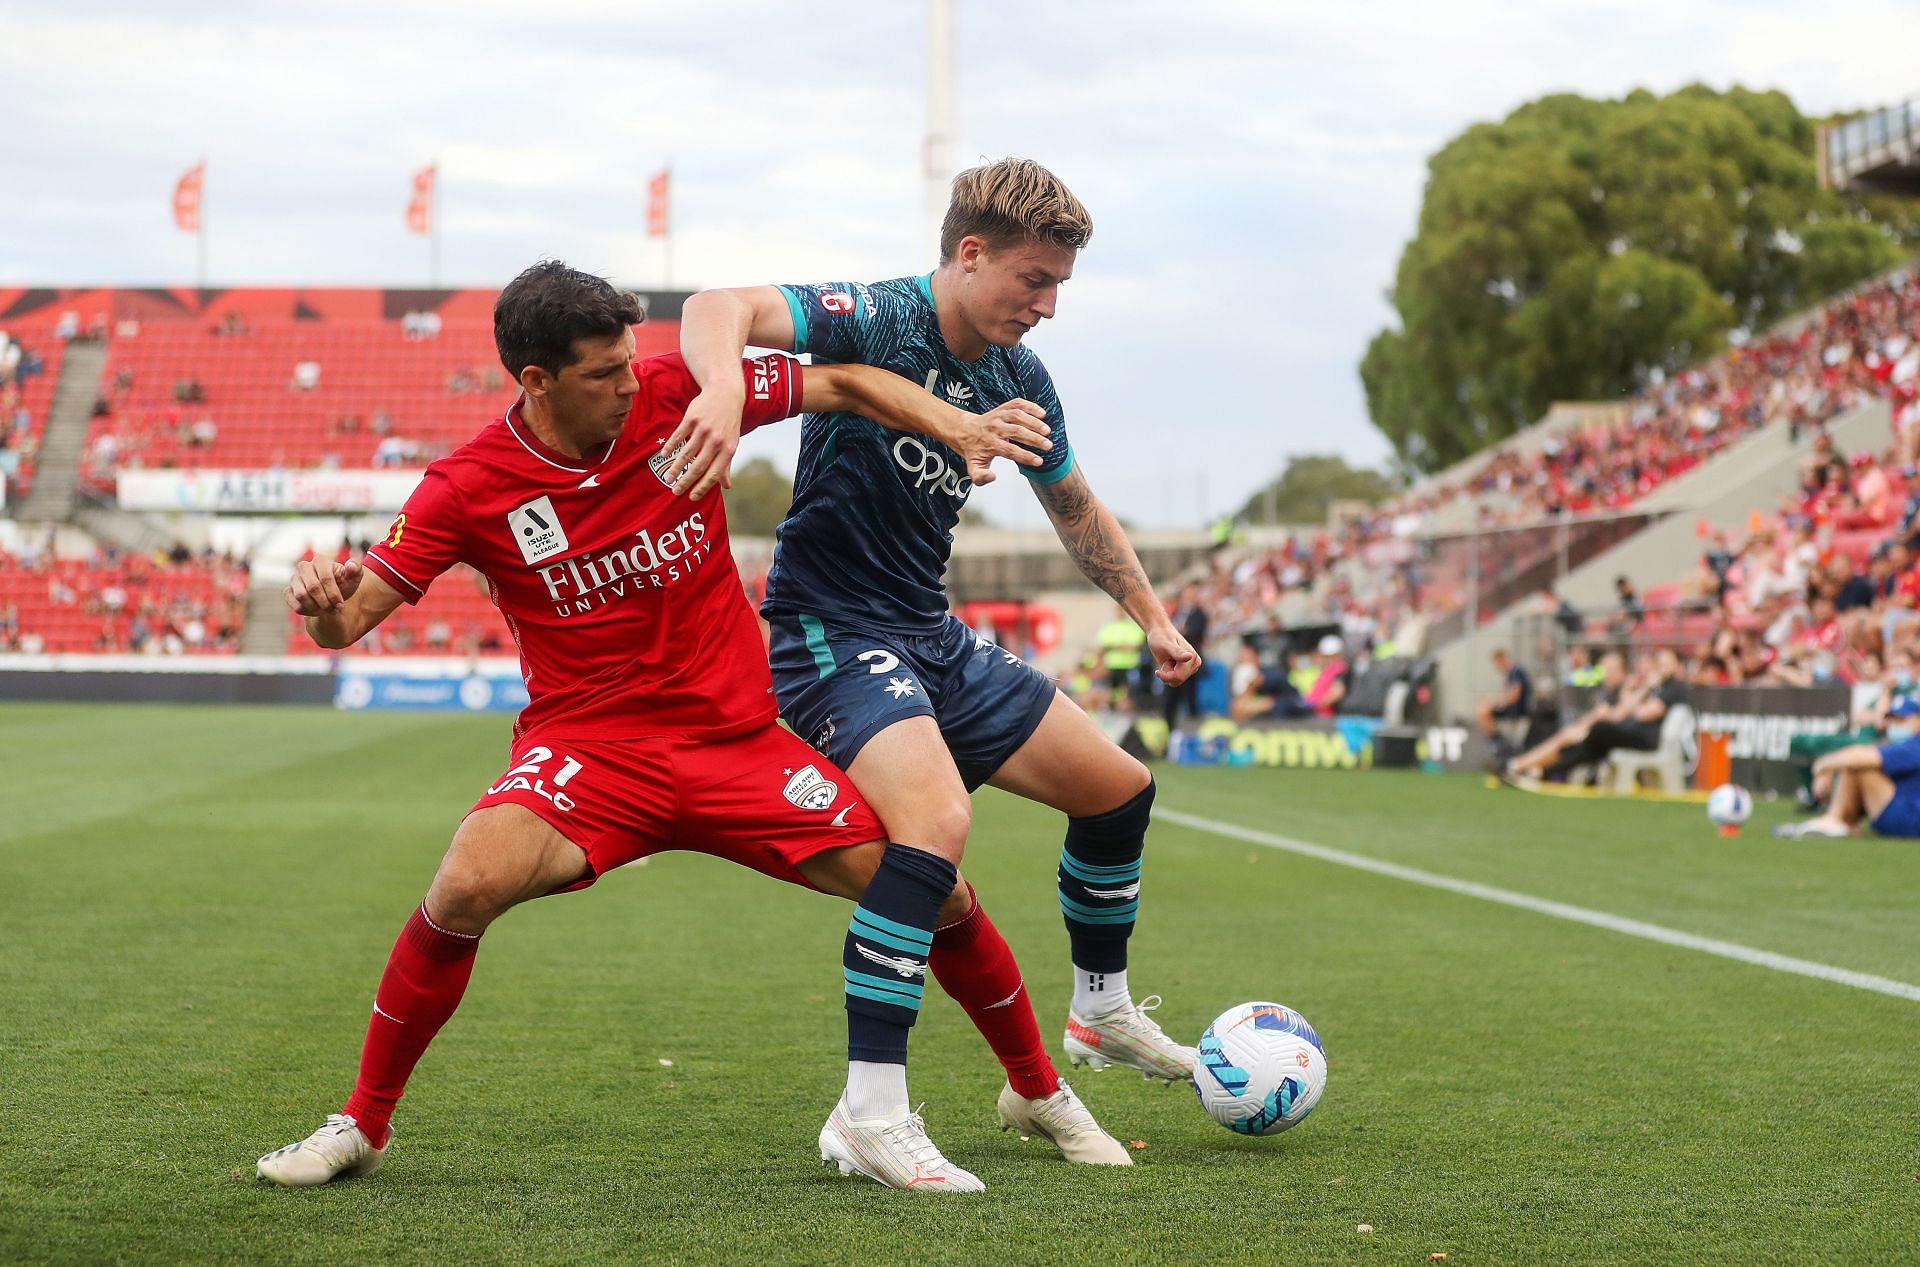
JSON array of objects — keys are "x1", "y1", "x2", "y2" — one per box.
[
  {"x1": 782, "y1": 764, "x2": 839, "y2": 811},
  {"x1": 508, "y1": 495, "x2": 570, "y2": 564},
  {"x1": 647, "y1": 442, "x2": 686, "y2": 489}
]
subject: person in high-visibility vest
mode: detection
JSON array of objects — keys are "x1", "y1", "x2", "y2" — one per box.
[{"x1": 1098, "y1": 608, "x2": 1147, "y2": 707}]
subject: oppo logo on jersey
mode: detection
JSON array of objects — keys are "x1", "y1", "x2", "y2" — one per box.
[
  {"x1": 535, "y1": 511, "x2": 713, "y2": 614},
  {"x1": 892, "y1": 436, "x2": 971, "y2": 503}
]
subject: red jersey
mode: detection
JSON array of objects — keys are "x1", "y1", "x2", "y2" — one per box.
[{"x1": 362, "y1": 352, "x2": 801, "y2": 741}]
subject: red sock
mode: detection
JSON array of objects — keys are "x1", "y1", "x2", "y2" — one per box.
[
  {"x1": 929, "y1": 886, "x2": 1059, "y2": 1100},
  {"x1": 339, "y1": 904, "x2": 481, "y2": 1148}
]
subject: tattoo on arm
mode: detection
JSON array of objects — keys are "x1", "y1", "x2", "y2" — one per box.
[{"x1": 1037, "y1": 468, "x2": 1150, "y2": 605}]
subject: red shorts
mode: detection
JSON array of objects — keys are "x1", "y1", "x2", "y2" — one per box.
[{"x1": 467, "y1": 724, "x2": 884, "y2": 891}]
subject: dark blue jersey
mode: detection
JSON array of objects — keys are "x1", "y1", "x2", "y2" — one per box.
[{"x1": 760, "y1": 275, "x2": 1074, "y2": 633}]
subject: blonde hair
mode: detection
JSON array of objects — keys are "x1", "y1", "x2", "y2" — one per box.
[{"x1": 939, "y1": 158, "x2": 1092, "y2": 263}]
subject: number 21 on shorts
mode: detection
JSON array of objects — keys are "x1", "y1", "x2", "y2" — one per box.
[{"x1": 487, "y1": 745, "x2": 585, "y2": 812}]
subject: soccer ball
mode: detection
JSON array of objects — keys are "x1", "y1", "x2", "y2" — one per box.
[
  {"x1": 1194, "y1": 1001, "x2": 1327, "y2": 1136},
  {"x1": 1707, "y1": 783, "x2": 1752, "y2": 830}
]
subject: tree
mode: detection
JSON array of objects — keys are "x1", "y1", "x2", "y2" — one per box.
[
  {"x1": 723, "y1": 457, "x2": 794, "y2": 537},
  {"x1": 1363, "y1": 85, "x2": 1920, "y2": 473},
  {"x1": 1234, "y1": 454, "x2": 1396, "y2": 526}
]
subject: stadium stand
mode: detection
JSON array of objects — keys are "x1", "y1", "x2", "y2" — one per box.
[
  {"x1": 1087, "y1": 265, "x2": 1920, "y2": 726},
  {"x1": 1508, "y1": 270, "x2": 1920, "y2": 685},
  {"x1": 0, "y1": 285, "x2": 695, "y2": 661},
  {"x1": 1376, "y1": 267, "x2": 1919, "y2": 534},
  {"x1": 53, "y1": 291, "x2": 678, "y2": 489},
  {"x1": 0, "y1": 322, "x2": 68, "y2": 502},
  {"x1": 1375, "y1": 267, "x2": 1909, "y2": 621},
  {"x1": 0, "y1": 537, "x2": 251, "y2": 654}
]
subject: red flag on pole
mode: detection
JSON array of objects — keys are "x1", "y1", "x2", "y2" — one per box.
[
  {"x1": 646, "y1": 166, "x2": 670, "y2": 238},
  {"x1": 173, "y1": 163, "x2": 205, "y2": 233},
  {"x1": 406, "y1": 164, "x2": 436, "y2": 235}
]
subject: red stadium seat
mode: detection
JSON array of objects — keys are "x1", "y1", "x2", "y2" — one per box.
[
  {"x1": 0, "y1": 548, "x2": 250, "y2": 654},
  {"x1": 47, "y1": 288, "x2": 679, "y2": 488},
  {"x1": 1830, "y1": 530, "x2": 1882, "y2": 570}
]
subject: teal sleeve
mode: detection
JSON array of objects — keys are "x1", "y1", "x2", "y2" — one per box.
[
  {"x1": 1023, "y1": 444, "x2": 1076, "y2": 485},
  {"x1": 1014, "y1": 347, "x2": 1074, "y2": 485},
  {"x1": 772, "y1": 282, "x2": 867, "y2": 362},
  {"x1": 777, "y1": 285, "x2": 811, "y2": 354}
]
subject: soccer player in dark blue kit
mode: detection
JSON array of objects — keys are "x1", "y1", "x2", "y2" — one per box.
[{"x1": 666, "y1": 158, "x2": 1203, "y2": 1188}]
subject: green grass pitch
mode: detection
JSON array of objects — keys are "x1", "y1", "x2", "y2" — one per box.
[{"x1": 4, "y1": 702, "x2": 1919, "y2": 1265}]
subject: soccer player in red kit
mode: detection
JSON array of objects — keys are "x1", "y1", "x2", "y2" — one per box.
[{"x1": 255, "y1": 262, "x2": 1128, "y2": 1194}]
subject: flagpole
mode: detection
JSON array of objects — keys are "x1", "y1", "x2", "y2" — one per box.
[
  {"x1": 196, "y1": 157, "x2": 208, "y2": 292},
  {"x1": 430, "y1": 160, "x2": 442, "y2": 288}
]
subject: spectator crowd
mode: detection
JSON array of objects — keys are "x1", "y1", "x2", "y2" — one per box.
[
  {"x1": 0, "y1": 536, "x2": 252, "y2": 655},
  {"x1": 1074, "y1": 266, "x2": 1920, "y2": 733}
]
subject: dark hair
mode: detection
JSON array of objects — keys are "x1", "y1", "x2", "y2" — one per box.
[{"x1": 493, "y1": 260, "x2": 643, "y2": 379}]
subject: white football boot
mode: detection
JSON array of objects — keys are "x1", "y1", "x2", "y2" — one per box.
[
  {"x1": 256, "y1": 1114, "x2": 387, "y2": 1186},
  {"x1": 1064, "y1": 994, "x2": 1196, "y2": 1084},
  {"x1": 818, "y1": 1098, "x2": 985, "y2": 1193},
  {"x1": 996, "y1": 1081, "x2": 1132, "y2": 1165}
]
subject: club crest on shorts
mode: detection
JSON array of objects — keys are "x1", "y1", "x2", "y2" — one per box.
[{"x1": 783, "y1": 764, "x2": 838, "y2": 811}]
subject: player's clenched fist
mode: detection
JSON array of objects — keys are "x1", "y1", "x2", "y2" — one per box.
[
  {"x1": 1148, "y1": 623, "x2": 1202, "y2": 686},
  {"x1": 287, "y1": 558, "x2": 364, "y2": 616},
  {"x1": 939, "y1": 397, "x2": 1053, "y2": 486}
]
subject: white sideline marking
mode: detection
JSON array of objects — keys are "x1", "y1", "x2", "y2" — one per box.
[{"x1": 1156, "y1": 807, "x2": 1920, "y2": 1004}]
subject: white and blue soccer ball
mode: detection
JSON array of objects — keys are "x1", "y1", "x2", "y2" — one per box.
[
  {"x1": 1707, "y1": 783, "x2": 1753, "y2": 829},
  {"x1": 1194, "y1": 1001, "x2": 1327, "y2": 1136}
]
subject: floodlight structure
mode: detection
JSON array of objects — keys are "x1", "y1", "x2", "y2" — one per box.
[
  {"x1": 923, "y1": 0, "x2": 955, "y2": 259},
  {"x1": 1820, "y1": 95, "x2": 1920, "y2": 196}
]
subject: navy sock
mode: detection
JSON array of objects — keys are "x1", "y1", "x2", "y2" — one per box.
[
  {"x1": 1058, "y1": 779, "x2": 1155, "y2": 973},
  {"x1": 844, "y1": 844, "x2": 958, "y2": 1064}
]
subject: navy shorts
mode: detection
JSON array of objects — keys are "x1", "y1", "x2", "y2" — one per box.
[
  {"x1": 767, "y1": 612, "x2": 1057, "y2": 791},
  {"x1": 1871, "y1": 783, "x2": 1920, "y2": 838}
]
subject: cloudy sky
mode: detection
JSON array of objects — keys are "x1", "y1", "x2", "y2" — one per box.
[{"x1": 3, "y1": 0, "x2": 1916, "y2": 527}]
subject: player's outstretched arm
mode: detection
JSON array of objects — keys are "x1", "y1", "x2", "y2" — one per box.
[
  {"x1": 667, "y1": 287, "x2": 800, "y2": 500},
  {"x1": 286, "y1": 558, "x2": 405, "y2": 650},
  {"x1": 801, "y1": 363, "x2": 1052, "y2": 486},
  {"x1": 1035, "y1": 465, "x2": 1201, "y2": 686},
  {"x1": 1813, "y1": 743, "x2": 1887, "y2": 775}
]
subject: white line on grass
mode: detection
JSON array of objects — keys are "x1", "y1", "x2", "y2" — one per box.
[{"x1": 1156, "y1": 807, "x2": 1920, "y2": 1004}]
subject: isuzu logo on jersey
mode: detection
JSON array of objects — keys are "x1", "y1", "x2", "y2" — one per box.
[
  {"x1": 782, "y1": 764, "x2": 838, "y2": 810},
  {"x1": 535, "y1": 511, "x2": 714, "y2": 614},
  {"x1": 892, "y1": 436, "x2": 971, "y2": 502},
  {"x1": 508, "y1": 495, "x2": 570, "y2": 564}
]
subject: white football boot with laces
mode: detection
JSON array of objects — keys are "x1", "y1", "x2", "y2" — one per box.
[
  {"x1": 996, "y1": 1081, "x2": 1132, "y2": 1165},
  {"x1": 818, "y1": 1098, "x2": 985, "y2": 1193},
  {"x1": 1064, "y1": 994, "x2": 1196, "y2": 1083},
  {"x1": 256, "y1": 1113, "x2": 387, "y2": 1186}
]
